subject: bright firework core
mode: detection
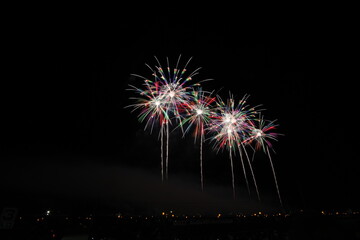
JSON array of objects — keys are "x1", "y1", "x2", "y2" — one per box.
[
  {"x1": 254, "y1": 129, "x2": 263, "y2": 138},
  {"x1": 224, "y1": 114, "x2": 236, "y2": 124},
  {"x1": 196, "y1": 109, "x2": 203, "y2": 115},
  {"x1": 161, "y1": 83, "x2": 186, "y2": 101},
  {"x1": 169, "y1": 91, "x2": 175, "y2": 98},
  {"x1": 154, "y1": 100, "x2": 161, "y2": 106}
]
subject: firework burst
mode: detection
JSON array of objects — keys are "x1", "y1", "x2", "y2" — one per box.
[
  {"x1": 180, "y1": 89, "x2": 216, "y2": 191},
  {"x1": 127, "y1": 56, "x2": 283, "y2": 207},
  {"x1": 127, "y1": 55, "x2": 209, "y2": 181},
  {"x1": 208, "y1": 93, "x2": 260, "y2": 199},
  {"x1": 127, "y1": 80, "x2": 168, "y2": 131},
  {"x1": 247, "y1": 115, "x2": 283, "y2": 206}
]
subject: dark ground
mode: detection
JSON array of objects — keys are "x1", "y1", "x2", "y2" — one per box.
[{"x1": 1, "y1": 211, "x2": 360, "y2": 240}]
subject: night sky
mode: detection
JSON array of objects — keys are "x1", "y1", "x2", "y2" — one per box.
[{"x1": 1, "y1": 9, "x2": 358, "y2": 215}]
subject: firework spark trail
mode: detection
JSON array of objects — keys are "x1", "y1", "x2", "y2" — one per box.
[
  {"x1": 251, "y1": 150, "x2": 256, "y2": 163},
  {"x1": 166, "y1": 122, "x2": 169, "y2": 180},
  {"x1": 161, "y1": 126, "x2": 164, "y2": 182},
  {"x1": 267, "y1": 146, "x2": 283, "y2": 207},
  {"x1": 200, "y1": 130, "x2": 204, "y2": 191},
  {"x1": 238, "y1": 146, "x2": 251, "y2": 198},
  {"x1": 241, "y1": 143, "x2": 261, "y2": 201},
  {"x1": 229, "y1": 148, "x2": 236, "y2": 199}
]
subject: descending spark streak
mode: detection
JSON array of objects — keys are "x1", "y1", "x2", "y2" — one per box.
[
  {"x1": 229, "y1": 148, "x2": 236, "y2": 199},
  {"x1": 161, "y1": 126, "x2": 164, "y2": 182},
  {"x1": 238, "y1": 146, "x2": 251, "y2": 198},
  {"x1": 241, "y1": 143, "x2": 260, "y2": 201},
  {"x1": 267, "y1": 146, "x2": 283, "y2": 207},
  {"x1": 166, "y1": 122, "x2": 169, "y2": 180},
  {"x1": 200, "y1": 131, "x2": 204, "y2": 191}
]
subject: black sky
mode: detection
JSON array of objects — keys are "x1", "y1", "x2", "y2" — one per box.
[{"x1": 1, "y1": 8, "x2": 358, "y2": 215}]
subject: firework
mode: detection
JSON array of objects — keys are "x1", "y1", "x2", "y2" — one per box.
[
  {"x1": 127, "y1": 55, "x2": 209, "y2": 181},
  {"x1": 181, "y1": 89, "x2": 216, "y2": 191},
  {"x1": 127, "y1": 80, "x2": 168, "y2": 131},
  {"x1": 127, "y1": 56, "x2": 283, "y2": 207},
  {"x1": 247, "y1": 115, "x2": 283, "y2": 206},
  {"x1": 208, "y1": 93, "x2": 260, "y2": 199},
  {"x1": 127, "y1": 77, "x2": 169, "y2": 181}
]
